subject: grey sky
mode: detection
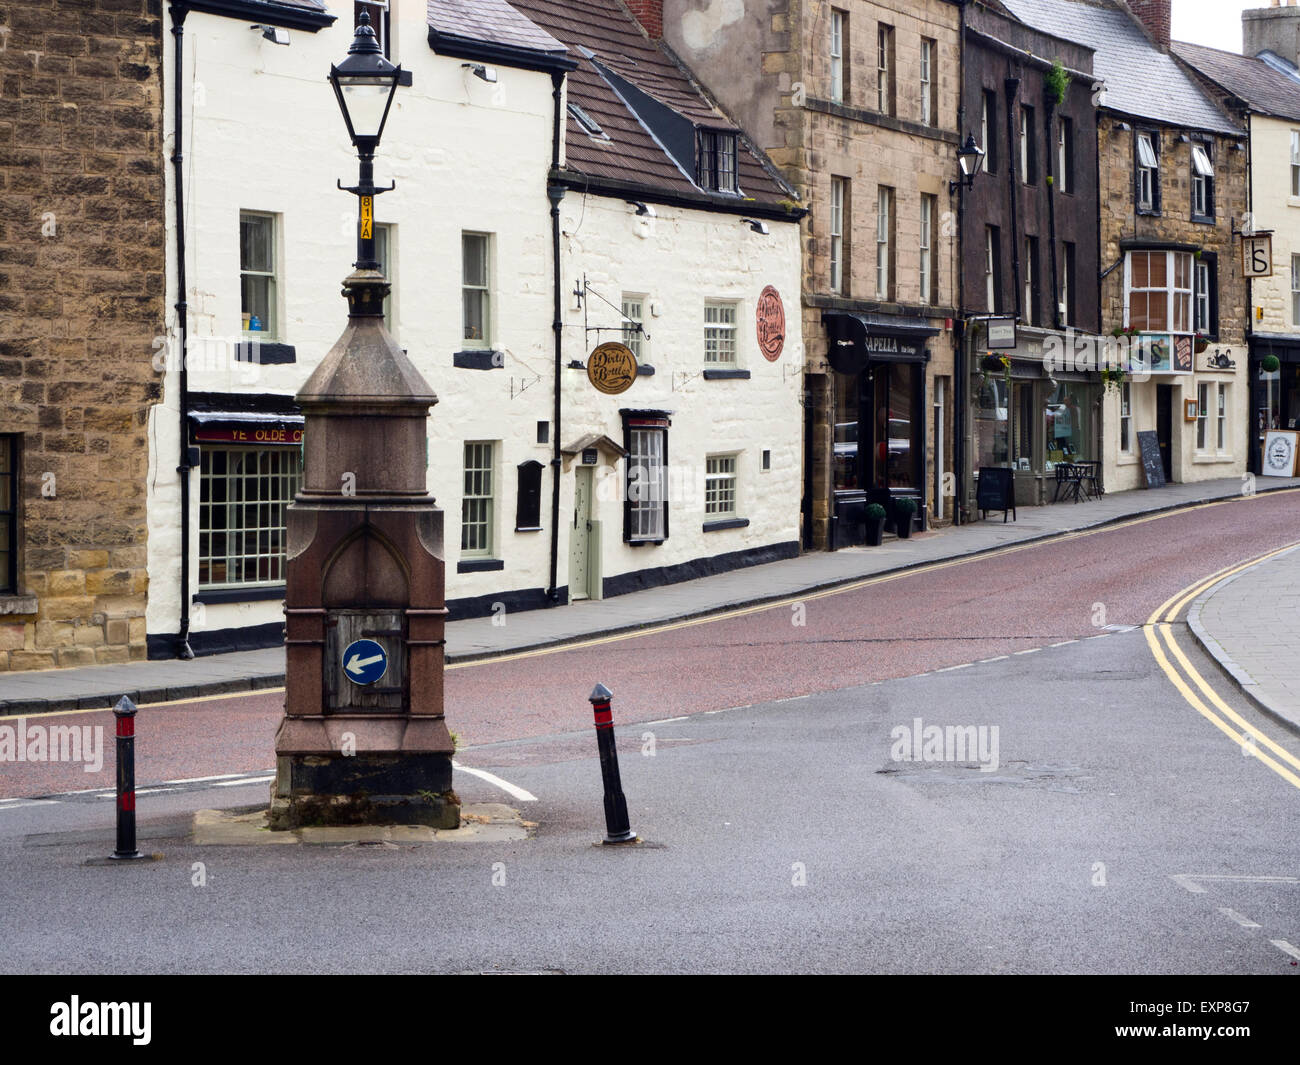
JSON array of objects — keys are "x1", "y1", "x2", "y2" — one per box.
[{"x1": 1172, "y1": 0, "x2": 1253, "y2": 53}]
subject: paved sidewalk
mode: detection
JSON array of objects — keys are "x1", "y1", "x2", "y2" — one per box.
[
  {"x1": 1, "y1": 473, "x2": 1296, "y2": 714},
  {"x1": 1188, "y1": 543, "x2": 1300, "y2": 736}
]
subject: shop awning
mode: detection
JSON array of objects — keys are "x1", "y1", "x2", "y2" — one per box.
[{"x1": 823, "y1": 312, "x2": 937, "y2": 375}]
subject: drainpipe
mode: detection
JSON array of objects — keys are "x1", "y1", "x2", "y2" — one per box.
[
  {"x1": 170, "y1": 3, "x2": 194, "y2": 659},
  {"x1": 1046, "y1": 99, "x2": 1061, "y2": 332},
  {"x1": 954, "y1": 0, "x2": 970, "y2": 524},
  {"x1": 546, "y1": 70, "x2": 565, "y2": 602}
]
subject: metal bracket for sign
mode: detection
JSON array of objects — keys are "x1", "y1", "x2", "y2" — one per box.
[
  {"x1": 673, "y1": 370, "x2": 703, "y2": 392},
  {"x1": 574, "y1": 274, "x2": 650, "y2": 343},
  {"x1": 510, "y1": 374, "x2": 542, "y2": 400}
]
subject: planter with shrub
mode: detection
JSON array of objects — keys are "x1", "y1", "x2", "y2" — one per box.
[
  {"x1": 865, "y1": 503, "x2": 887, "y2": 547},
  {"x1": 893, "y1": 496, "x2": 917, "y2": 539}
]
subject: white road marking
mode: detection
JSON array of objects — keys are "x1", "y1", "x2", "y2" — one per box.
[
  {"x1": 935, "y1": 663, "x2": 973, "y2": 672},
  {"x1": 452, "y1": 762, "x2": 538, "y2": 802},
  {"x1": 978, "y1": 656, "x2": 1009, "y2": 663},
  {"x1": 1172, "y1": 873, "x2": 1300, "y2": 894},
  {"x1": 162, "y1": 773, "x2": 249, "y2": 785},
  {"x1": 0, "y1": 799, "x2": 59, "y2": 810},
  {"x1": 774, "y1": 695, "x2": 810, "y2": 703},
  {"x1": 645, "y1": 716, "x2": 688, "y2": 724},
  {"x1": 211, "y1": 775, "x2": 274, "y2": 787},
  {"x1": 1218, "y1": 907, "x2": 1261, "y2": 929},
  {"x1": 1013, "y1": 648, "x2": 1041, "y2": 656},
  {"x1": 1086, "y1": 633, "x2": 1112, "y2": 640},
  {"x1": 1270, "y1": 939, "x2": 1300, "y2": 961},
  {"x1": 1049, "y1": 641, "x2": 1077, "y2": 648}
]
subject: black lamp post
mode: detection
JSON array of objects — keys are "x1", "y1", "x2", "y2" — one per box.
[{"x1": 329, "y1": 10, "x2": 402, "y2": 278}]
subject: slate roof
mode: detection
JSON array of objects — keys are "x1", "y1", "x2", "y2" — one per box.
[
  {"x1": 1174, "y1": 40, "x2": 1300, "y2": 124},
  {"x1": 507, "y1": 0, "x2": 794, "y2": 210},
  {"x1": 426, "y1": 0, "x2": 569, "y2": 61},
  {"x1": 1002, "y1": 0, "x2": 1240, "y2": 133}
]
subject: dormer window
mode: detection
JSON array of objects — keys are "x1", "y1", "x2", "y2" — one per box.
[{"x1": 696, "y1": 129, "x2": 738, "y2": 193}]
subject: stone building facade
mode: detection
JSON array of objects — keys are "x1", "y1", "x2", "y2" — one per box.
[
  {"x1": 664, "y1": 0, "x2": 963, "y2": 548},
  {"x1": 0, "y1": 0, "x2": 164, "y2": 671}
]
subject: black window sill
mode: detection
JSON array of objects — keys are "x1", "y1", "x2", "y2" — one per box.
[
  {"x1": 515, "y1": 526, "x2": 543, "y2": 533},
  {"x1": 457, "y1": 558, "x2": 504, "y2": 573},
  {"x1": 1191, "y1": 214, "x2": 1216, "y2": 226},
  {"x1": 703, "y1": 369, "x2": 751, "y2": 380},
  {"x1": 195, "y1": 585, "x2": 285, "y2": 604},
  {"x1": 627, "y1": 539, "x2": 665, "y2": 547},
  {"x1": 703, "y1": 518, "x2": 749, "y2": 532},
  {"x1": 1136, "y1": 207, "x2": 1161, "y2": 218},
  {"x1": 637, "y1": 364, "x2": 655, "y2": 376},
  {"x1": 454, "y1": 350, "x2": 503, "y2": 370},
  {"x1": 236, "y1": 341, "x2": 296, "y2": 365}
]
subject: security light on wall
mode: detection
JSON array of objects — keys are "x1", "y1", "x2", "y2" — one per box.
[
  {"x1": 463, "y1": 63, "x2": 498, "y2": 83},
  {"x1": 252, "y1": 24, "x2": 290, "y2": 46},
  {"x1": 741, "y1": 218, "x2": 770, "y2": 235},
  {"x1": 626, "y1": 200, "x2": 656, "y2": 218}
]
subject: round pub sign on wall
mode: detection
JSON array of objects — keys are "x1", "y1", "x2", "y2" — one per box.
[
  {"x1": 756, "y1": 285, "x2": 785, "y2": 362},
  {"x1": 587, "y1": 341, "x2": 637, "y2": 396}
]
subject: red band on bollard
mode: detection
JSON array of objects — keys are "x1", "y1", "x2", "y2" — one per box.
[
  {"x1": 119, "y1": 791, "x2": 135, "y2": 812},
  {"x1": 116, "y1": 716, "x2": 134, "y2": 738}
]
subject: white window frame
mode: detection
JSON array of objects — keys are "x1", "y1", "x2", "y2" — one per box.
[
  {"x1": 1195, "y1": 259, "x2": 1210, "y2": 334},
  {"x1": 622, "y1": 295, "x2": 646, "y2": 361},
  {"x1": 830, "y1": 177, "x2": 846, "y2": 295},
  {"x1": 1137, "y1": 133, "x2": 1158, "y2": 211},
  {"x1": 239, "y1": 211, "x2": 278, "y2": 340},
  {"x1": 1216, "y1": 383, "x2": 1228, "y2": 453},
  {"x1": 875, "y1": 185, "x2": 892, "y2": 301},
  {"x1": 461, "y1": 441, "x2": 495, "y2": 558},
  {"x1": 1292, "y1": 131, "x2": 1300, "y2": 198},
  {"x1": 1192, "y1": 143, "x2": 1213, "y2": 218},
  {"x1": 704, "y1": 301, "x2": 738, "y2": 365},
  {"x1": 920, "y1": 38, "x2": 933, "y2": 126},
  {"x1": 1023, "y1": 236, "x2": 1034, "y2": 324},
  {"x1": 462, "y1": 231, "x2": 492, "y2": 350},
  {"x1": 919, "y1": 193, "x2": 934, "y2": 305},
  {"x1": 1060, "y1": 242, "x2": 1072, "y2": 326},
  {"x1": 1119, "y1": 382, "x2": 1133, "y2": 455},
  {"x1": 981, "y1": 93, "x2": 991, "y2": 173},
  {"x1": 1292, "y1": 254, "x2": 1300, "y2": 326},
  {"x1": 1020, "y1": 108, "x2": 1030, "y2": 183},
  {"x1": 985, "y1": 226, "x2": 997, "y2": 312},
  {"x1": 877, "y1": 24, "x2": 892, "y2": 115},
  {"x1": 198, "y1": 447, "x2": 301, "y2": 589},
  {"x1": 1124, "y1": 250, "x2": 1192, "y2": 335},
  {"x1": 830, "y1": 9, "x2": 845, "y2": 105},
  {"x1": 1058, "y1": 118, "x2": 1071, "y2": 194},
  {"x1": 627, "y1": 427, "x2": 667, "y2": 542},
  {"x1": 705, "y1": 454, "x2": 739, "y2": 519}
]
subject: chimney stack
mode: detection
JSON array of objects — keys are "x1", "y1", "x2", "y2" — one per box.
[
  {"x1": 1127, "y1": 0, "x2": 1171, "y2": 51},
  {"x1": 624, "y1": 0, "x2": 664, "y2": 40},
  {"x1": 1244, "y1": 1, "x2": 1300, "y2": 67}
]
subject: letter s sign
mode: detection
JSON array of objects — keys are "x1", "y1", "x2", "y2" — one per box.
[{"x1": 1243, "y1": 235, "x2": 1273, "y2": 278}]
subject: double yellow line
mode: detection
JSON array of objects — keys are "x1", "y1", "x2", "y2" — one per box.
[{"x1": 1144, "y1": 544, "x2": 1300, "y2": 790}]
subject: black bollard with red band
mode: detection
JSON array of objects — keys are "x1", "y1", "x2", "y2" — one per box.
[
  {"x1": 589, "y1": 683, "x2": 636, "y2": 844},
  {"x1": 110, "y1": 696, "x2": 144, "y2": 861}
]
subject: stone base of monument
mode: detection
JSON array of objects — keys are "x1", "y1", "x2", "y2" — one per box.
[{"x1": 269, "y1": 714, "x2": 460, "y2": 830}]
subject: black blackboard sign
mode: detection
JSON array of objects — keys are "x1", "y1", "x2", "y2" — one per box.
[
  {"x1": 976, "y1": 466, "x2": 1016, "y2": 522},
  {"x1": 1137, "y1": 431, "x2": 1166, "y2": 489}
]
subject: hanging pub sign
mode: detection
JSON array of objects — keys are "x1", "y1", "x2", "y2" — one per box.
[
  {"x1": 756, "y1": 285, "x2": 785, "y2": 362},
  {"x1": 1241, "y1": 233, "x2": 1273, "y2": 278},
  {"x1": 984, "y1": 316, "x2": 1017, "y2": 350},
  {"x1": 587, "y1": 341, "x2": 637, "y2": 396}
]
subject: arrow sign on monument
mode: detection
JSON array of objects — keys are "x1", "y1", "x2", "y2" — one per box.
[{"x1": 342, "y1": 638, "x2": 388, "y2": 686}]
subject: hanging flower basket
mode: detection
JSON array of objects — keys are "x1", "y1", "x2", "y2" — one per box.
[
  {"x1": 979, "y1": 353, "x2": 1010, "y2": 389},
  {"x1": 1100, "y1": 366, "x2": 1126, "y2": 394},
  {"x1": 1194, "y1": 332, "x2": 1209, "y2": 354}
]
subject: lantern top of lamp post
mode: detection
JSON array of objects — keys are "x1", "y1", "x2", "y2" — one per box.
[{"x1": 347, "y1": 10, "x2": 382, "y2": 58}]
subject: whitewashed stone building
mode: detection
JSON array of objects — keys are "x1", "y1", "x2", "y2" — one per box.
[{"x1": 148, "y1": 0, "x2": 803, "y2": 657}]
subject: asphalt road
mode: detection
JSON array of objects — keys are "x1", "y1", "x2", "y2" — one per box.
[{"x1": 1, "y1": 493, "x2": 1299, "y2": 974}]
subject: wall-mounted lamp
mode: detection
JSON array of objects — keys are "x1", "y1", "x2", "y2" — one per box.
[
  {"x1": 741, "y1": 218, "x2": 770, "y2": 235},
  {"x1": 626, "y1": 200, "x2": 656, "y2": 218},
  {"x1": 253, "y1": 24, "x2": 290, "y2": 45},
  {"x1": 463, "y1": 63, "x2": 498, "y2": 83},
  {"x1": 949, "y1": 133, "x2": 985, "y2": 194}
]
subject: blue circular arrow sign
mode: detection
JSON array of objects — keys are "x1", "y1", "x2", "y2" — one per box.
[{"x1": 342, "y1": 639, "x2": 388, "y2": 686}]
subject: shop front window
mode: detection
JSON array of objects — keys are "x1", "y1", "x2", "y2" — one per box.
[
  {"x1": 876, "y1": 362, "x2": 919, "y2": 489},
  {"x1": 975, "y1": 376, "x2": 1009, "y2": 468},
  {"x1": 832, "y1": 371, "x2": 860, "y2": 491},
  {"x1": 1045, "y1": 381, "x2": 1091, "y2": 467}
]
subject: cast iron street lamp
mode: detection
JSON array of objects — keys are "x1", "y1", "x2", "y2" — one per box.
[
  {"x1": 950, "y1": 134, "x2": 986, "y2": 194},
  {"x1": 329, "y1": 10, "x2": 402, "y2": 274}
]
